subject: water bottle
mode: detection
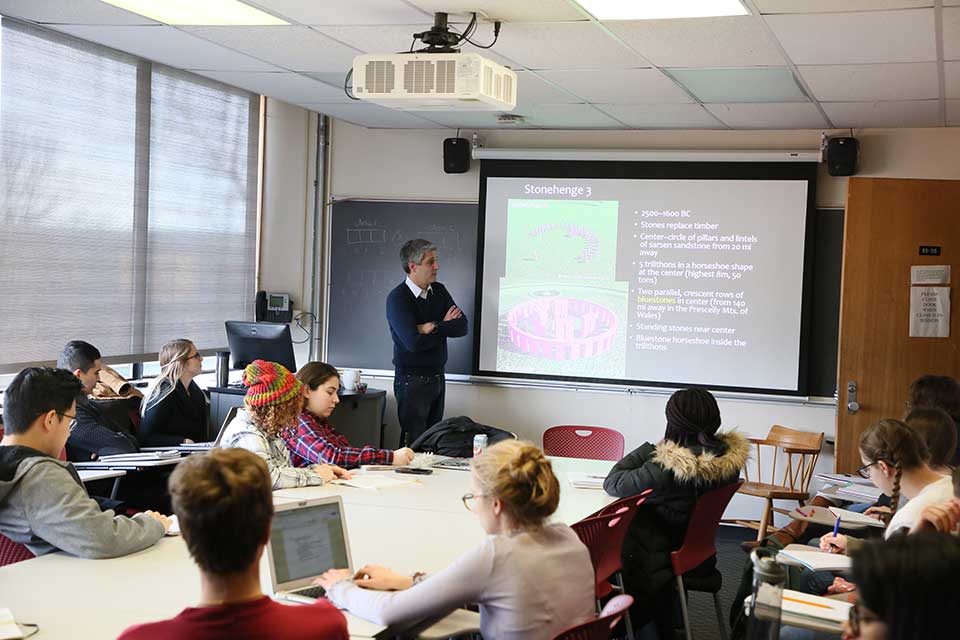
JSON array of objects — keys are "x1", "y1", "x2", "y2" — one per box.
[
  {"x1": 216, "y1": 351, "x2": 230, "y2": 388},
  {"x1": 473, "y1": 434, "x2": 488, "y2": 457},
  {"x1": 746, "y1": 548, "x2": 786, "y2": 640}
]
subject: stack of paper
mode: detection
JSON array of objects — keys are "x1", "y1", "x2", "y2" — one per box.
[
  {"x1": 829, "y1": 506, "x2": 886, "y2": 528},
  {"x1": 97, "y1": 450, "x2": 181, "y2": 463},
  {"x1": 777, "y1": 547, "x2": 852, "y2": 571},
  {"x1": 815, "y1": 472, "x2": 875, "y2": 487},
  {"x1": 567, "y1": 472, "x2": 606, "y2": 490},
  {"x1": 0, "y1": 608, "x2": 24, "y2": 640},
  {"x1": 781, "y1": 589, "x2": 852, "y2": 625},
  {"x1": 836, "y1": 483, "x2": 884, "y2": 501},
  {"x1": 332, "y1": 475, "x2": 415, "y2": 490}
]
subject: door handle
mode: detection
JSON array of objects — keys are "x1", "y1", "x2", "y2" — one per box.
[{"x1": 846, "y1": 381, "x2": 860, "y2": 414}]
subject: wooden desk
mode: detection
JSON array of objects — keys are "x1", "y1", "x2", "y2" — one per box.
[{"x1": 0, "y1": 457, "x2": 615, "y2": 639}]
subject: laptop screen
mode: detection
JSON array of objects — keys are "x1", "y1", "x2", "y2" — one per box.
[{"x1": 270, "y1": 502, "x2": 350, "y2": 584}]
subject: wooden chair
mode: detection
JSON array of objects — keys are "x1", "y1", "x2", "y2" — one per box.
[{"x1": 735, "y1": 425, "x2": 824, "y2": 541}]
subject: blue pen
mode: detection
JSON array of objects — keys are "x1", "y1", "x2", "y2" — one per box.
[{"x1": 833, "y1": 515, "x2": 841, "y2": 537}]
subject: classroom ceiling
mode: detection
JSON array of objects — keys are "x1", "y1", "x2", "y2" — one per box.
[{"x1": 2, "y1": 0, "x2": 960, "y2": 130}]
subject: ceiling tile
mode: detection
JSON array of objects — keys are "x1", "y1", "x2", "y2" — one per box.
[
  {"x1": 408, "y1": 111, "x2": 530, "y2": 128},
  {"x1": 195, "y1": 70, "x2": 353, "y2": 103},
  {"x1": 596, "y1": 104, "x2": 722, "y2": 128},
  {"x1": 514, "y1": 70, "x2": 581, "y2": 108},
  {"x1": 765, "y1": 9, "x2": 936, "y2": 64},
  {"x1": 705, "y1": 103, "x2": 828, "y2": 128},
  {"x1": 476, "y1": 22, "x2": 648, "y2": 70},
  {"x1": 50, "y1": 25, "x2": 279, "y2": 71},
  {"x1": 523, "y1": 103, "x2": 624, "y2": 128},
  {"x1": 182, "y1": 26, "x2": 360, "y2": 72},
  {"x1": 537, "y1": 68, "x2": 692, "y2": 104},
  {"x1": 756, "y1": 0, "x2": 932, "y2": 12},
  {"x1": 946, "y1": 99, "x2": 960, "y2": 125},
  {"x1": 0, "y1": 0, "x2": 158, "y2": 24},
  {"x1": 607, "y1": 16, "x2": 786, "y2": 68},
  {"x1": 300, "y1": 102, "x2": 442, "y2": 127},
  {"x1": 406, "y1": 0, "x2": 587, "y2": 22},
  {"x1": 667, "y1": 67, "x2": 807, "y2": 103},
  {"x1": 943, "y1": 61, "x2": 960, "y2": 98},
  {"x1": 942, "y1": 7, "x2": 960, "y2": 60},
  {"x1": 246, "y1": 0, "x2": 431, "y2": 25},
  {"x1": 799, "y1": 63, "x2": 939, "y2": 101},
  {"x1": 822, "y1": 100, "x2": 942, "y2": 127}
]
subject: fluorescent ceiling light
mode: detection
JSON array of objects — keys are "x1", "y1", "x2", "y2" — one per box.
[
  {"x1": 100, "y1": 0, "x2": 288, "y2": 25},
  {"x1": 575, "y1": 0, "x2": 748, "y2": 20}
]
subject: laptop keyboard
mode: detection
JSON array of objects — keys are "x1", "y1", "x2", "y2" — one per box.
[{"x1": 291, "y1": 585, "x2": 326, "y2": 599}]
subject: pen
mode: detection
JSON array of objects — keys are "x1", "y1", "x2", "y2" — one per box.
[{"x1": 833, "y1": 515, "x2": 841, "y2": 537}]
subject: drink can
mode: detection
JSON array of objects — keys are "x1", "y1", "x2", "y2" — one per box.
[{"x1": 473, "y1": 434, "x2": 488, "y2": 457}]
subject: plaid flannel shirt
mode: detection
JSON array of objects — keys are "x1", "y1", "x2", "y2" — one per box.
[{"x1": 285, "y1": 411, "x2": 393, "y2": 469}]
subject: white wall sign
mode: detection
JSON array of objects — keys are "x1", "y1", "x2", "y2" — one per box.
[
  {"x1": 911, "y1": 265, "x2": 951, "y2": 285},
  {"x1": 910, "y1": 286, "x2": 951, "y2": 337}
]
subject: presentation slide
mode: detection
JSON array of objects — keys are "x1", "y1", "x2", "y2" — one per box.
[{"x1": 477, "y1": 175, "x2": 811, "y2": 392}]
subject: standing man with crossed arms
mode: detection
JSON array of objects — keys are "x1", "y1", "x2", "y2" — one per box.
[{"x1": 386, "y1": 239, "x2": 468, "y2": 448}]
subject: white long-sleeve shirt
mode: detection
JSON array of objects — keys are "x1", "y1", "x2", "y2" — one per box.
[
  {"x1": 327, "y1": 522, "x2": 596, "y2": 640},
  {"x1": 220, "y1": 409, "x2": 324, "y2": 490}
]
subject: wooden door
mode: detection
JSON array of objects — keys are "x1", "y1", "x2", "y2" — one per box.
[{"x1": 835, "y1": 177, "x2": 960, "y2": 471}]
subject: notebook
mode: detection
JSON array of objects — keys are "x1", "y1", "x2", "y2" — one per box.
[
  {"x1": 266, "y1": 497, "x2": 353, "y2": 603},
  {"x1": 776, "y1": 546, "x2": 852, "y2": 572},
  {"x1": 566, "y1": 472, "x2": 606, "y2": 490},
  {"x1": 781, "y1": 589, "x2": 852, "y2": 624},
  {"x1": 836, "y1": 483, "x2": 884, "y2": 501},
  {"x1": 829, "y1": 506, "x2": 886, "y2": 528}
]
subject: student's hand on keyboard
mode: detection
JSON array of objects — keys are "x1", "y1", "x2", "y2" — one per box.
[
  {"x1": 313, "y1": 568, "x2": 353, "y2": 590},
  {"x1": 144, "y1": 510, "x2": 172, "y2": 532},
  {"x1": 392, "y1": 448, "x2": 415, "y2": 466},
  {"x1": 352, "y1": 565, "x2": 414, "y2": 591}
]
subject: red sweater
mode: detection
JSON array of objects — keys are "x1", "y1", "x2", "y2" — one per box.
[{"x1": 118, "y1": 595, "x2": 349, "y2": 640}]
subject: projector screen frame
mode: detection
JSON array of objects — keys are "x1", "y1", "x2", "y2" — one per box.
[{"x1": 473, "y1": 158, "x2": 819, "y2": 397}]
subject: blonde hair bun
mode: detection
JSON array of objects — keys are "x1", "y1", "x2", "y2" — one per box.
[{"x1": 471, "y1": 439, "x2": 560, "y2": 526}]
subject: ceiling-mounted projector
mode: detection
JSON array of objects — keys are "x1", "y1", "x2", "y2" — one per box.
[{"x1": 349, "y1": 12, "x2": 517, "y2": 112}]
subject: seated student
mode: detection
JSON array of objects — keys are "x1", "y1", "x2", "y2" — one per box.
[
  {"x1": 118, "y1": 448, "x2": 349, "y2": 640},
  {"x1": 315, "y1": 440, "x2": 595, "y2": 640},
  {"x1": 905, "y1": 406, "x2": 956, "y2": 475},
  {"x1": 819, "y1": 419, "x2": 953, "y2": 556},
  {"x1": 139, "y1": 339, "x2": 209, "y2": 447},
  {"x1": 843, "y1": 532, "x2": 960, "y2": 640},
  {"x1": 58, "y1": 340, "x2": 139, "y2": 460},
  {"x1": 906, "y1": 374, "x2": 960, "y2": 463},
  {"x1": 284, "y1": 362, "x2": 414, "y2": 469},
  {"x1": 220, "y1": 360, "x2": 351, "y2": 489},
  {"x1": 0, "y1": 367, "x2": 169, "y2": 557},
  {"x1": 603, "y1": 388, "x2": 749, "y2": 638}
]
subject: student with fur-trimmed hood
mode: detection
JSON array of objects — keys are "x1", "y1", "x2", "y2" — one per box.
[{"x1": 604, "y1": 388, "x2": 749, "y2": 638}]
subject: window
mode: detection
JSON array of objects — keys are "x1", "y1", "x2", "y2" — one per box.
[{"x1": 0, "y1": 19, "x2": 259, "y2": 370}]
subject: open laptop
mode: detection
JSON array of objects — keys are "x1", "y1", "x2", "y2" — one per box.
[
  {"x1": 141, "y1": 406, "x2": 236, "y2": 453},
  {"x1": 266, "y1": 497, "x2": 353, "y2": 603}
]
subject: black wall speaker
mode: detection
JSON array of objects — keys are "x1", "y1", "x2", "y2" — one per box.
[
  {"x1": 826, "y1": 137, "x2": 859, "y2": 176},
  {"x1": 443, "y1": 137, "x2": 470, "y2": 174}
]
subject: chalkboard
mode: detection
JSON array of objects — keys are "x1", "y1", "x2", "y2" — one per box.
[
  {"x1": 325, "y1": 200, "x2": 843, "y2": 398},
  {"x1": 326, "y1": 200, "x2": 478, "y2": 375}
]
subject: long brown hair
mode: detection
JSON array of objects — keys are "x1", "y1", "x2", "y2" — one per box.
[
  {"x1": 296, "y1": 362, "x2": 340, "y2": 390},
  {"x1": 859, "y1": 419, "x2": 930, "y2": 524}
]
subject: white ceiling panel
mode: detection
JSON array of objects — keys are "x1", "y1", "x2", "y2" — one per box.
[
  {"x1": 301, "y1": 102, "x2": 442, "y2": 127},
  {"x1": 406, "y1": 0, "x2": 587, "y2": 23},
  {"x1": 537, "y1": 68, "x2": 693, "y2": 104},
  {"x1": 822, "y1": 100, "x2": 942, "y2": 127},
  {"x1": 799, "y1": 63, "x2": 939, "y2": 101},
  {"x1": 607, "y1": 17, "x2": 786, "y2": 68},
  {"x1": 408, "y1": 111, "x2": 530, "y2": 128},
  {"x1": 246, "y1": 0, "x2": 430, "y2": 25},
  {"x1": 51, "y1": 25, "x2": 279, "y2": 71},
  {"x1": 596, "y1": 104, "x2": 722, "y2": 128},
  {"x1": 523, "y1": 103, "x2": 623, "y2": 128},
  {"x1": 946, "y1": 100, "x2": 960, "y2": 125},
  {"x1": 479, "y1": 22, "x2": 648, "y2": 70},
  {"x1": 514, "y1": 71, "x2": 581, "y2": 108},
  {"x1": 705, "y1": 103, "x2": 828, "y2": 129},
  {"x1": 182, "y1": 26, "x2": 360, "y2": 72},
  {"x1": 943, "y1": 61, "x2": 960, "y2": 98},
  {"x1": 942, "y1": 7, "x2": 960, "y2": 60},
  {"x1": 196, "y1": 70, "x2": 353, "y2": 103},
  {"x1": 0, "y1": 0, "x2": 158, "y2": 25},
  {"x1": 755, "y1": 0, "x2": 932, "y2": 13},
  {"x1": 766, "y1": 10, "x2": 936, "y2": 65}
]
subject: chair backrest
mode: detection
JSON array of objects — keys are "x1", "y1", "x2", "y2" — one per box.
[
  {"x1": 572, "y1": 509, "x2": 636, "y2": 590},
  {"x1": 669, "y1": 480, "x2": 744, "y2": 576},
  {"x1": 543, "y1": 426, "x2": 625, "y2": 461},
  {"x1": 593, "y1": 488, "x2": 653, "y2": 518},
  {"x1": 743, "y1": 425, "x2": 823, "y2": 493},
  {"x1": 553, "y1": 594, "x2": 634, "y2": 640},
  {"x1": 0, "y1": 534, "x2": 34, "y2": 567}
]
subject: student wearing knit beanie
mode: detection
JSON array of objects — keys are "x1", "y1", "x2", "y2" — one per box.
[{"x1": 219, "y1": 360, "x2": 351, "y2": 490}]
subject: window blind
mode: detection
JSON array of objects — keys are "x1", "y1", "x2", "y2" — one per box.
[{"x1": 0, "y1": 19, "x2": 259, "y2": 370}]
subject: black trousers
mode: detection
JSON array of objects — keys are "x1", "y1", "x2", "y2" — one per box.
[{"x1": 394, "y1": 372, "x2": 445, "y2": 448}]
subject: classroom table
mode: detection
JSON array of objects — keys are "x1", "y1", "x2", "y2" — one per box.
[
  {"x1": 72, "y1": 457, "x2": 183, "y2": 471},
  {"x1": 78, "y1": 468, "x2": 126, "y2": 500},
  {"x1": 0, "y1": 457, "x2": 616, "y2": 639}
]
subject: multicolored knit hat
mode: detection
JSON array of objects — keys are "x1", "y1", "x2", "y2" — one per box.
[{"x1": 243, "y1": 360, "x2": 303, "y2": 409}]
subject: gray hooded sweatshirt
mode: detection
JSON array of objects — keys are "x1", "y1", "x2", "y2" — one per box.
[{"x1": 0, "y1": 445, "x2": 165, "y2": 558}]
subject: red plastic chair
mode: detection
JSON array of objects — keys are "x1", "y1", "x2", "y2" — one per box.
[
  {"x1": 0, "y1": 534, "x2": 34, "y2": 567},
  {"x1": 554, "y1": 594, "x2": 634, "y2": 640},
  {"x1": 670, "y1": 480, "x2": 744, "y2": 640},
  {"x1": 543, "y1": 426, "x2": 625, "y2": 461},
  {"x1": 592, "y1": 489, "x2": 653, "y2": 518}
]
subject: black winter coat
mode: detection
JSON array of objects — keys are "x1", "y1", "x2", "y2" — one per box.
[{"x1": 603, "y1": 431, "x2": 749, "y2": 599}]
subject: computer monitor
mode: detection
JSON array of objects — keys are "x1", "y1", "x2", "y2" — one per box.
[{"x1": 225, "y1": 321, "x2": 296, "y2": 373}]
